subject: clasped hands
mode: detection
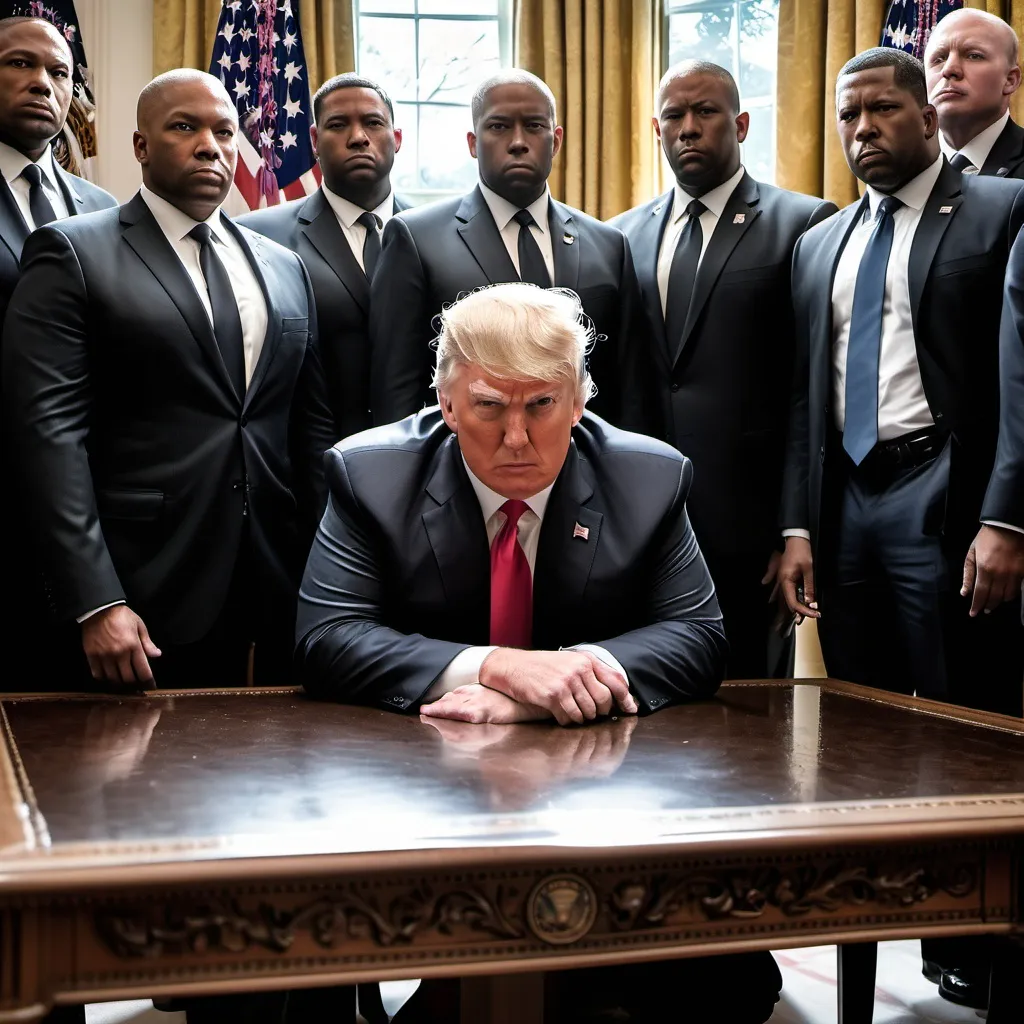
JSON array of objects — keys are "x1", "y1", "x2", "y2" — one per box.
[{"x1": 420, "y1": 647, "x2": 638, "y2": 726}]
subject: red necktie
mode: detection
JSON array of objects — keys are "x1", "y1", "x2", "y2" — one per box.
[{"x1": 489, "y1": 499, "x2": 533, "y2": 648}]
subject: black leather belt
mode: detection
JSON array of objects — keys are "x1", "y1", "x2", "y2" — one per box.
[{"x1": 857, "y1": 427, "x2": 948, "y2": 473}]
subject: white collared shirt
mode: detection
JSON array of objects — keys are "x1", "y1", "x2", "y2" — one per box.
[
  {"x1": 424, "y1": 456, "x2": 628, "y2": 702},
  {"x1": 478, "y1": 180, "x2": 555, "y2": 281},
  {"x1": 0, "y1": 141, "x2": 69, "y2": 230},
  {"x1": 140, "y1": 184, "x2": 268, "y2": 387},
  {"x1": 656, "y1": 164, "x2": 745, "y2": 317},
  {"x1": 939, "y1": 109, "x2": 1010, "y2": 174},
  {"x1": 321, "y1": 184, "x2": 395, "y2": 273},
  {"x1": 830, "y1": 155, "x2": 943, "y2": 440}
]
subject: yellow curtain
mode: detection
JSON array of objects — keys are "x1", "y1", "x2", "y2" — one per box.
[
  {"x1": 153, "y1": 1, "x2": 355, "y2": 93},
  {"x1": 515, "y1": 0, "x2": 660, "y2": 219}
]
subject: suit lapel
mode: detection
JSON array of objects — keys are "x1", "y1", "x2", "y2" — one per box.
[
  {"x1": 549, "y1": 199, "x2": 580, "y2": 291},
  {"x1": 0, "y1": 174, "x2": 27, "y2": 262},
  {"x1": 533, "y1": 442, "x2": 602, "y2": 630},
  {"x1": 120, "y1": 193, "x2": 239, "y2": 403},
  {"x1": 980, "y1": 118, "x2": 1024, "y2": 177},
  {"x1": 908, "y1": 160, "x2": 963, "y2": 339},
  {"x1": 53, "y1": 161, "x2": 85, "y2": 216},
  {"x1": 638, "y1": 192, "x2": 674, "y2": 370},
  {"x1": 422, "y1": 438, "x2": 491, "y2": 632},
  {"x1": 675, "y1": 173, "x2": 761, "y2": 366},
  {"x1": 455, "y1": 186, "x2": 519, "y2": 282},
  {"x1": 300, "y1": 189, "x2": 369, "y2": 313}
]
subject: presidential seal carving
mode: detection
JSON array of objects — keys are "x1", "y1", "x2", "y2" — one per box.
[{"x1": 526, "y1": 874, "x2": 598, "y2": 945}]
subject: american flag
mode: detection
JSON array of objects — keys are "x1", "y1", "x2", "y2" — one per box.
[
  {"x1": 880, "y1": 1, "x2": 965, "y2": 57},
  {"x1": 209, "y1": 0, "x2": 320, "y2": 214}
]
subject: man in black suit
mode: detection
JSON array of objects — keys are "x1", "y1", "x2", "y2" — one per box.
[
  {"x1": 778, "y1": 47, "x2": 1024, "y2": 1010},
  {"x1": 0, "y1": 16, "x2": 116, "y2": 693},
  {"x1": 240, "y1": 73, "x2": 408, "y2": 438},
  {"x1": 925, "y1": 9, "x2": 1024, "y2": 179},
  {"x1": 299, "y1": 282, "x2": 779, "y2": 1023},
  {"x1": 611, "y1": 60, "x2": 836, "y2": 680},
  {"x1": 369, "y1": 69, "x2": 652, "y2": 432},
  {"x1": 4, "y1": 69, "x2": 335, "y2": 698}
]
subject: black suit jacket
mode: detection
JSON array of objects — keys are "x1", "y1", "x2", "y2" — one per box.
[
  {"x1": 978, "y1": 117, "x2": 1024, "y2": 179},
  {"x1": 611, "y1": 175, "x2": 836, "y2": 558},
  {"x1": 238, "y1": 190, "x2": 409, "y2": 439},
  {"x1": 2, "y1": 193, "x2": 337, "y2": 645},
  {"x1": 782, "y1": 159, "x2": 1024, "y2": 551},
  {"x1": 368, "y1": 186, "x2": 654, "y2": 431},
  {"x1": 296, "y1": 409, "x2": 726, "y2": 713}
]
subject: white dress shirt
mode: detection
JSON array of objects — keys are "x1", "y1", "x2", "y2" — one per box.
[
  {"x1": 0, "y1": 141, "x2": 69, "y2": 229},
  {"x1": 79, "y1": 188, "x2": 269, "y2": 623},
  {"x1": 478, "y1": 181, "x2": 555, "y2": 282},
  {"x1": 656, "y1": 164, "x2": 745, "y2": 316},
  {"x1": 939, "y1": 109, "x2": 1010, "y2": 174},
  {"x1": 321, "y1": 184, "x2": 395, "y2": 272},
  {"x1": 424, "y1": 458, "x2": 628, "y2": 701}
]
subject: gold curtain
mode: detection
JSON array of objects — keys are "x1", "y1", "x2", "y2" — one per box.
[
  {"x1": 153, "y1": 1, "x2": 355, "y2": 93},
  {"x1": 515, "y1": 0, "x2": 660, "y2": 219}
]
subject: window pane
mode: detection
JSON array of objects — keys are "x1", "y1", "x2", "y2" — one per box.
[
  {"x1": 739, "y1": 0, "x2": 778, "y2": 100},
  {"x1": 358, "y1": 0, "x2": 415, "y2": 13},
  {"x1": 417, "y1": 17, "x2": 501, "y2": 105},
  {"x1": 358, "y1": 16, "x2": 417, "y2": 103},
  {"x1": 417, "y1": 104, "x2": 477, "y2": 191},
  {"x1": 418, "y1": 0, "x2": 499, "y2": 13},
  {"x1": 667, "y1": 10, "x2": 737, "y2": 72},
  {"x1": 392, "y1": 101, "x2": 419, "y2": 194}
]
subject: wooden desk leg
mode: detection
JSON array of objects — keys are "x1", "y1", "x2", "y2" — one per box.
[
  {"x1": 460, "y1": 973, "x2": 544, "y2": 1024},
  {"x1": 987, "y1": 934, "x2": 1024, "y2": 1023},
  {"x1": 837, "y1": 942, "x2": 877, "y2": 1024}
]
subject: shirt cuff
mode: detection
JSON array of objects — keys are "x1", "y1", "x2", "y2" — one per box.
[
  {"x1": 422, "y1": 646, "x2": 497, "y2": 702},
  {"x1": 982, "y1": 520, "x2": 1024, "y2": 536},
  {"x1": 568, "y1": 644, "x2": 630, "y2": 687},
  {"x1": 782, "y1": 529, "x2": 811, "y2": 541},
  {"x1": 76, "y1": 600, "x2": 125, "y2": 624}
]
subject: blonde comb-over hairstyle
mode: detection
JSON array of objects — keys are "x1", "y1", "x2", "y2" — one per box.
[{"x1": 432, "y1": 283, "x2": 596, "y2": 405}]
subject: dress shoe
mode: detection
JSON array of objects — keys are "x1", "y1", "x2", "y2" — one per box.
[
  {"x1": 939, "y1": 967, "x2": 989, "y2": 1010},
  {"x1": 921, "y1": 959, "x2": 943, "y2": 984}
]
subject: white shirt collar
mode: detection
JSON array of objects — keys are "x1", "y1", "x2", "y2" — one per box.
[
  {"x1": 940, "y1": 109, "x2": 1010, "y2": 170},
  {"x1": 478, "y1": 180, "x2": 551, "y2": 235},
  {"x1": 140, "y1": 184, "x2": 230, "y2": 245},
  {"x1": 461, "y1": 455, "x2": 554, "y2": 524},
  {"x1": 0, "y1": 141, "x2": 60, "y2": 192},
  {"x1": 672, "y1": 164, "x2": 746, "y2": 222},
  {"x1": 865, "y1": 154, "x2": 944, "y2": 216},
  {"x1": 321, "y1": 182, "x2": 396, "y2": 230}
]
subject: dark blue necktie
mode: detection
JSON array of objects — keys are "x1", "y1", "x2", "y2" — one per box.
[{"x1": 843, "y1": 195, "x2": 903, "y2": 465}]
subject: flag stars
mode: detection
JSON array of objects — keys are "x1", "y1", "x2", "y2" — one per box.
[
  {"x1": 220, "y1": 23, "x2": 236, "y2": 45},
  {"x1": 232, "y1": 76, "x2": 250, "y2": 101},
  {"x1": 227, "y1": 0, "x2": 242, "y2": 12},
  {"x1": 281, "y1": 30, "x2": 297, "y2": 52},
  {"x1": 236, "y1": 52, "x2": 251, "y2": 73},
  {"x1": 217, "y1": 52, "x2": 232, "y2": 73},
  {"x1": 279, "y1": 130, "x2": 298, "y2": 150},
  {"x1": 260, "y1": 129, "x2": 275, "y2": 149},
  {"x1": 283, "y1": 61, "x2": 302, "y2": 83},
  {"x1": 283, "y1": 93, "x2": 302, "y2": 120}
]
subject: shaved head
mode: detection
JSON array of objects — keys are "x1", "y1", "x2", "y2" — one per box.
[
  {"x1": 471, "y1": 69, "x2": 557, "y2": 126},
  {"x1": 927, "y1": 9, "x2": 1018, "y2": 66},
  {"x1": 658, "y1": 59, "x2": 740, "y2": 114},
  {"x1": 137, "y1": 69, "x2": 235, "y2": 131}
]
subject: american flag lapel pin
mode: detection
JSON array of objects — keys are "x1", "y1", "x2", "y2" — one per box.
[
  {"x1": 573, "y1": 522, "x2": 589, "y2": 541},
  {"x1": 563, "y1": 233, "x2": 575, "y2": 245},
  {"x1": 939, "y1": 205, "x2": 953, "y2": 214},
  {"x1": 733, "y1": 213, "x2": 745, "y2": 224}
]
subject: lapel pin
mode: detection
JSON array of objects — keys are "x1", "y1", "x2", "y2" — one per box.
[
  {"x1": 732, "y1": 213, "x2": 745, "y2": 224},
  {"x1": 563, "y1": 233, "x2": 575, "y2": 245},
  {"x1": 939, "y1": 205, "x2": 953, "y2": 214},
  {"x1": 998, "y1": 167, "x2": 1010, "y2": 176},
  {"x1": 653, "y1": 202, "x2": 666, "y2": 216},
  {"x1": 572, "y1": 522, "x2": 589, "y2": 541}
]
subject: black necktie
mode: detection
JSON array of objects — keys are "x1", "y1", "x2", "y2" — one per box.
[
  {"x1": 948, "y1": 152, "x2": 975, "y2": 173},
  {"x1": 188, "y1": 223, "x2": 247, "y2": 399},
  {"x1": 20, "y1": 163, "x2": 58, "y2": 228},
  {"x1": 664, "y1": 198, "x2": 706, "y2": 357},
  {"x1": 513, "y1": 209, "x2": 552, "y2": 288},
  {"x1": 358, "y1": 210, "x2": 381, "y2": 278}
]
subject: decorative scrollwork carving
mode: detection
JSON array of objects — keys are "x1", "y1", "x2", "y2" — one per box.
[
  {"x1": 608, "y1": 862, "x2": 977, "y2": 930},
  {"x1": 96, "y1": 884, "x2": 524, "y2": 958}
]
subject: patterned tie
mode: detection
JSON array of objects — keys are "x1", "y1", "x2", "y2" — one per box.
[
  {"x1": 948, "y1": 152, "x2": 975, "y2": 174},
  {"x1": 188, "y1": 223, "x2": 247, "y2": 398},
  {"x1": 664, "y1": 198, "x2": 707, "y2": 358},
  {"x1": 20, "y1": 163, "x2": 57, "y2": 228},
  {"x1": 489, "y1": 499, "x2": 533, "y2": 648},
  {"x1": 357, "y1": 210, "x2": 381, "y2": 278},
  {"x1": 513, "y1": 209, "x2": 552, "y2": 288},
  {"x1": 843, "y1": 195, "x2": 903, "y2": 465}
]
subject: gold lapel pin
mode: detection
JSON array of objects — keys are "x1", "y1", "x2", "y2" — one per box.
[{"x1": 563, "y1": 233, "x2": 575, "y2": 245}]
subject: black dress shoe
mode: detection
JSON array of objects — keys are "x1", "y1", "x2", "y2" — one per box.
[
  {"x1": 921, "y1": 959, "x2": 943, "y2": 984},
  {"x1": 939, "y1": 967, "x2": 989, "y2": 1010}
]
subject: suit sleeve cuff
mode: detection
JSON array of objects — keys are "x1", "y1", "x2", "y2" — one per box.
[
  {"x1": 422, "y1": 646, "x2": 497, "y2": 701},
  {"x1": 77, "y1": 600, "x2": 125, "y2": 624},
  {"x1": 782, "y1": 529, "x2": 811, "y2": 541},
  {"x1": 982, "y1": 520, "x2": 1024, "y2": 536},
  {"x1": 568, "y1": 644, "x2": 630, "y2": 687}
]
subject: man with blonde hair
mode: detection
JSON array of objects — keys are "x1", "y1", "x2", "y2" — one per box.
[{"x1": 297, "y1": 282, "x2": 782, "y2": 1022}]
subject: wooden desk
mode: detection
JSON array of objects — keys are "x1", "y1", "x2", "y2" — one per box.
[{"x1": 0, "y1": 680, "x2": 1022, "y2": 1022}]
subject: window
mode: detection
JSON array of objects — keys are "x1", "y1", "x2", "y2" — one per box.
[
  {"x1": 665, "y1": 0, "x2": 780, "y2": 184},
  {"x1": 355, "y1": 0, "x2": 513, "y2": 201}
]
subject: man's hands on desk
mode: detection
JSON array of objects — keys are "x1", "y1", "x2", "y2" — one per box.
[
  {"x1": 419, "y1": 648, "x2": 638, "y2": 726},
  {"x1": 81, "y1": 604, "x2": 160, "y2": 690}
]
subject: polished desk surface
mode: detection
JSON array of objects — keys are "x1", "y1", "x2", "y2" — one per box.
[{"x1": 2, "y1": 680, "x2": 1023, "y2": 887}]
